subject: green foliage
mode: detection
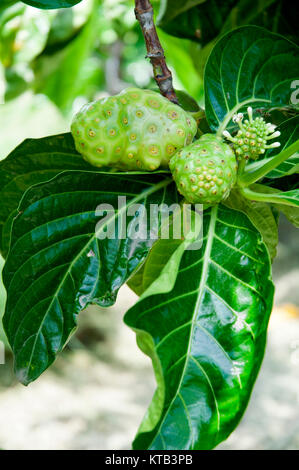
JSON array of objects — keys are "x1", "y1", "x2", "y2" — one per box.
[
  {"x1": 158, "y1": 0, "x2": 299, "y2": 75},
  {"x1": 3, "y1": 169, "x2": 178, "y2": 384},
  {"x1": 0, "y1": 0, "x2": 298, "y2": 451},
  {"x1": 0, "y1": 133, "x2": 90, "y2": 257},
  {"x1": 225, "y1": 190, "x2": 279, "y2": 260},
  {"x1": 125, "y1": 205, "x2": 274, "y2": 449},
  {"x1": 204, "y1": 26, "x2": 299, "y2": 134}
]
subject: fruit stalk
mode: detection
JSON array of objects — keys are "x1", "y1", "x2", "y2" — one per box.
[{"x1": 134, "y1": 0, "x2": 178, "y2": 104}]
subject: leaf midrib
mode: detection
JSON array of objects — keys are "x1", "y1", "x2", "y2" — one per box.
[{"x1": 148, "y1": 206, "x2": 218, "y2": 450}]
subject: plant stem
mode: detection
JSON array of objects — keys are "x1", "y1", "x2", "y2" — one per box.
[
  {"x1": 240, "y1": 184, "x2": 298, "y2": 207},
  {"x1": 238, "y1": 139, "x2": 299, "y2": 186},
  {"x1": 237, "y1": 158, "x2": 247, "y2": 178},
  {"x1": 134, "y1": 0, "x2": 178, "y2": 104}
]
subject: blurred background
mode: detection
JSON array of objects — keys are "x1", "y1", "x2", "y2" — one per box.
[{"x1": 0, "y1": 0, "x2": 298, "y2": 450}]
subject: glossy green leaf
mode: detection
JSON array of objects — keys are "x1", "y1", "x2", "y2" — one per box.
[
  {"x1": 125, "y1": 205, "x2": 274, "y2": 450},
  {"x1": 3, "y1": 170, "x2": 177, "y2": 385},
  {"x1": 204, "y1": 26, "x2": 299, "y2": 133},
  {"x1": 21, "y1": 0, "x2": 82, "y2": 9},
  {"x1": 0, "y1": 133, "x2": 91, "y2": 257}
]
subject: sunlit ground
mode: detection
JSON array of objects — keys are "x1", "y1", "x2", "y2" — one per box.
[{"x1": 0, "y1": 94, "x2": 298, "y2": 450}]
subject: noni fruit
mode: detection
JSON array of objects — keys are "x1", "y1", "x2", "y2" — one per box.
[
  {"x1": 71, "y1": 88, "x2": 197, "y2": 171},
  {"x1": 169, "y1": 134, "x2": 237, "y2": 204}
]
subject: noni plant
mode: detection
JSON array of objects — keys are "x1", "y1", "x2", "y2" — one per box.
[{"x1": 0, "y1": 0, "x2": 299, "y2": 451}]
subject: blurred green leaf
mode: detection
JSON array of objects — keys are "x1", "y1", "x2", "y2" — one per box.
[{"x1": 34, "y1": 2, "x2": 100, "y2": 113}]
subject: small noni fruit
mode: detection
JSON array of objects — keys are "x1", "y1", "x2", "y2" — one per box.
[
  {"x1": 223, "y1": 107, "x2": 281, "y2": 161},
  {"x1": 71, "y1": 88, "x2": 197, "y2": 171},
  {"x1": 169, "y1": 134, "x2": 237, "y2": 204}
]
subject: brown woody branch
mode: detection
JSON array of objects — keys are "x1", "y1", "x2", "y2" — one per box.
[{"x1": 134, "y1": 0, "x2": 178, "y2": 104}]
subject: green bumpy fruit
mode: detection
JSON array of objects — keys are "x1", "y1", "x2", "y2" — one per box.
[
  {"x1": 169, "y1": 134, "x2": 238, "y2": 204},
  {"x1": 71, "y1": 88, "x2": 197, "y2": 171}
]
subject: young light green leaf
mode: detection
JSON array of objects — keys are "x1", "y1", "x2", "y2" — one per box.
[
  {"x1": 3, "y1": 171, "x2": 177, "y2": 385},
  {"x1": 128, "y1": 205, "x2": 203, "y2": 296},
  {"x1": 125, "y1": 205, "x2": 274, "y2": 450},
  {"x1": 225, "y1": 190, "x2": 278, "y2": 260},
  {"x1": 205, "y1": 26, "x2": 299, "y2": 133}
]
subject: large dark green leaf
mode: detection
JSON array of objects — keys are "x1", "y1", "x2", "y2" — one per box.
[
  {"x1": 125, "y1": 205, "x2": 274, "y2": 450},
  {"x1": 3, "y1": 170, "x2": 177, "y2": 385},
  {"x1": 0, "y1": 133, "x2": 91, "y2": 257},
  {"x1": 21, "y1": 1, "x2": 82, "y2": 9},
  {"x1": 205, "y1": 26, "x2": 299, "y2": 133}
]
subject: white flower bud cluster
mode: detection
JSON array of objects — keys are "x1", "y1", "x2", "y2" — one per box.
[{"x1": 223, "y1": 107, "x2": 281, "y2": 161}]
